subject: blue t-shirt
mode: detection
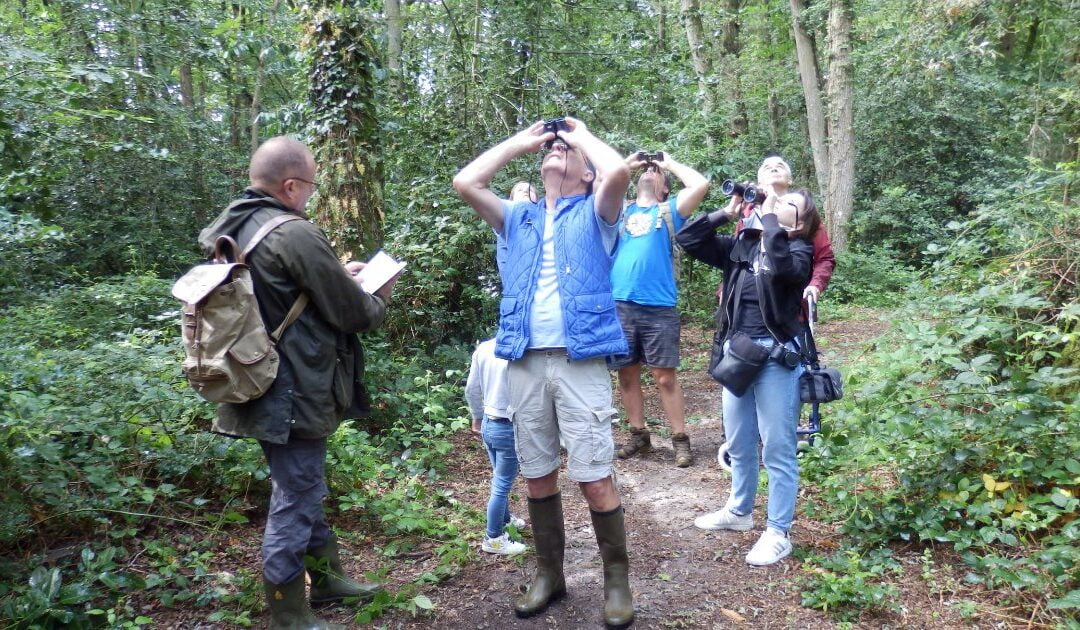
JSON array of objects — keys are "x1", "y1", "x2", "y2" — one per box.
[{"x1": 610, "y1": 198, "x2": 684, "y2": 306}]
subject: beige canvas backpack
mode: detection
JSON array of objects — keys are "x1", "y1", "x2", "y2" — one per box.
[{"x1": 171, "y1": 215, "x2": 309, "y2": 403}]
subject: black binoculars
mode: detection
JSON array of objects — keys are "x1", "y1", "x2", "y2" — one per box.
[
  {"x1": 635, "y1": 150, "x2": 664, "y2": 164},
  {"x1": 543, "y1": 117, "x2": 568, "y2": 148},
  {"x1": 721, "y1": 179, "x2": 765, "y2": 204}
]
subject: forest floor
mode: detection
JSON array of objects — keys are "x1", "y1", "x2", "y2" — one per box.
[{"x1": 154, "y1": 308, "x2": 1018, "y2": 628}]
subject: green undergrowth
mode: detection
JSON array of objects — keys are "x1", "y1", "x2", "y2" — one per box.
[
  {"x1": 798, "y1": 162, "x2": 1079, "y2": 624},
  {"x1": 0, "y1": 277, "x2": 478, "y2": 627}
]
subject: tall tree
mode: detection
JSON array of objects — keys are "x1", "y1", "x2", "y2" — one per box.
[
  {"x1": 719, "y1": 0, "x2": 747, "y2": 138},
  {"x1": 789, "y1": 0, "x2": 829, "y2": 203},
  {"x1": 679, "y1": 0, "x2": 718, "y2": 146},
  {"x1": 386, "y1": 0, "x2": 402, "y2": 90},
  {"x1": 825, "y1": 0, "x2": 854, "y2": 251}
]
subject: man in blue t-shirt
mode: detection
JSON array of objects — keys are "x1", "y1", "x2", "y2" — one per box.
[{"x1": 610, "y1": 150, "x2": 710, "y2": 467}]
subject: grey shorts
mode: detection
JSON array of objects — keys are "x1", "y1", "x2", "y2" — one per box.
[
  {"x1": 607, "y1": 302, "x2": 681, "y2": 370},
  {"x1": 508, "y1": 350, "x2": 617, "y2": 483}
]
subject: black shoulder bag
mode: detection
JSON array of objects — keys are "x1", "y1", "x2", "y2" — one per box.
[{"x1": 708, "y1": 267, "x2": 773, "y2": 396}]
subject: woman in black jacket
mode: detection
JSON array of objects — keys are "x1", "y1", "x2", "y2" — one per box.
[{"x1": 677, "y1": 188, "x2": 818, "y2": 566}]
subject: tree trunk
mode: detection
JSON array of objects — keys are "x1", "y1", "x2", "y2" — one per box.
[
  {"x1": 307, "y1": 2, "x2": 385, "y2": 256},
  {"x1": 249, "y1": 0, "x2": 283, "y2": 154},
  {"x1": 719, "y1": 0, "x2": 747, "y2": 137},
  {"x1": 386, "y1": 0, "x2": 402, "y2": 88},
  {"x1": 179, "y1": 62, "x2": 195, "y2": 108},
  {"x1": 790, "y1": 0, "x2": 829, "y2": 203},
  {"x1": 679, "y1": 0, "x2": 718, "y2": 146},
  {"x1": 825, "y1": 0, "x2": 854, "y2": 251},
  {"x1": 655, "y1": 0, "x2": 667, "y2": 52}
]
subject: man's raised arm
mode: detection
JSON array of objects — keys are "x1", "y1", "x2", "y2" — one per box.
[
  {"x1": 657, "y1": 154, "x2": 710, "y2": 218},
  {"x1": 453, "y1": 121, "x2": 551, "y2": 232},
  {"x1": 558, "y1": 117, "x2": 629, "y2": 224}
]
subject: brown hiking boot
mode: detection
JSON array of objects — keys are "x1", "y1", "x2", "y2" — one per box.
[
  {"x1": 672, "y1": 433, "x2": 693, "y2": 468},
  {"x1": 617, "y1": 427, "x2": 651, "y2": 459}
]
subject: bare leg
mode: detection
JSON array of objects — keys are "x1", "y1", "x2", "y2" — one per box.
[
  {"x1": 526, "y1": 470, "x2": 560, "y2": 499},
  {"x1": 652, "y1": 367, "x2": 687, "y2": 434},
  {"x1": 616, "y1": 364, "x2": 647, "y2": 430},
  {"x1": 579, "y1": 476, "x2": 621, "y2": 512}
]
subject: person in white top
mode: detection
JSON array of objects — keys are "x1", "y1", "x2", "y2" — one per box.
[{"x1": 464, "y1": 338, "x2": 527, "y2": 555}]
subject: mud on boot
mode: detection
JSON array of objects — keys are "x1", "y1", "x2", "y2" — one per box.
[
  {"x1": 671, "y1": 432, "x2": 693, "y2": 468},
  {"x1": 616, "y1": 427, "x2": 651, "y2": 459}
]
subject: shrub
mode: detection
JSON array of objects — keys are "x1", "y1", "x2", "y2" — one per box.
[{"x1": 800, "y1": 161, "x2": 1079, "y2": 622}]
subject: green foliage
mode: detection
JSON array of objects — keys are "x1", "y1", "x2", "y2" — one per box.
[
  {"x1": 0, "y1": 274, "x2": 474, "y2": 626},
  {"x1": 0, "y1": 210, "x2": 67, "y2": 304},
  {"x1": 826, "y1": 247, "x2": 919, "y2": 306},
  {"x1": 801, "y1": 162, "x2": 1079, "y2": 623},
  {"x1": 382, "y1": 177, "x2": 501, "y2": 350},
  {"x1": 799, "y1": 549, "x2": 901, "y2": 621}
]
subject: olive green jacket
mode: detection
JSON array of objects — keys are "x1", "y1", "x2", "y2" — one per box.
[{"x1": 198, "y1": 189, "x2": 386, "y2": 443}]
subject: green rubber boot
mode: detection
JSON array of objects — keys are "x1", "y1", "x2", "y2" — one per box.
[
  {"x1": 592, "y1": 506, "x2": 634, "y2": 628},
  {"x1": 514, "y1": 493, "x2": 567, "y2": 618},
  {"x1": 306, "y1": 535, "x2": 384, "y2": 605},
  {"x1": 264, "y1": 573, "x2": 344, "y2": 630}
]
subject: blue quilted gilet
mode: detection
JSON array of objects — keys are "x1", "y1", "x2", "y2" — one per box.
[{"x1": 495, "y1": 194, "x2": 629, "y2": 361}]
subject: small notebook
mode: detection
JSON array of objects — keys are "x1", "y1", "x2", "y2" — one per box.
[{"x1": 356, "y1": 250, "x2": 406, "y2": 294}]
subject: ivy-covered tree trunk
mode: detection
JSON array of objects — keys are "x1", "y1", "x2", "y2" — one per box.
[
  {"x1": 825, "y1": 0, "x2": 854, "y2": 251},
  {"x1": 306, "y1": 2, "x2": 385, "y2": 258}
]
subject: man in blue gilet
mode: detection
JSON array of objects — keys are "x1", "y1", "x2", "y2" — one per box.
[
  {"x1": 453, "y1": 117, "x2": 634, "y2": 628},
  {"x1": 610, "y1": 151, "x2": 710, "y2": 468}
]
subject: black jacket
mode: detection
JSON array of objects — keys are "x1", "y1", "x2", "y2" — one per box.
[
  {"x1": 676, "y1": 210, "x2": 813, "y2": 343},
  {"x1": 198, "y1": 189, "x2": 386, "y2": 443}
]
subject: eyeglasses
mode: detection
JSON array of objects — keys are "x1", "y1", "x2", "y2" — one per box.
[{"x1": 284, "y1": 176, "x2": 317, "y2": 189}]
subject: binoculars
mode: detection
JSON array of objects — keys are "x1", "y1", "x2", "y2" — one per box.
[
  {"x1": 635, "y1": 150, "x2": 664, "y2": 164},
  {"x1": 543, "y1": 117, "x2": 568, "y2": 148},
  {"x1": 721, "y1": 179, "x2": 766, "y2": 204}
]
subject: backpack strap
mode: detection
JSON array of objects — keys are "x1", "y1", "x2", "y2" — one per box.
[
  {"x1": 238, "y1": 213, "x2": 310, "y2": 341},
  {"x1": 657, "y1": 197, "x2": 682, "y2": 280},
  {"x1": 239, "y1": 214, "x2": 306, "y2": 263},
  {"x1": 271, "y1": 293, "x2": 310, "y2": 341}
]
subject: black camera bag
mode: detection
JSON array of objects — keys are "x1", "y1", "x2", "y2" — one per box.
[
  {"x1": 798, "y1": 325, "x2": 843, "y2": 403},
  {"x1": 799, "y1": 366, "x2": 843, "y2": 402}
]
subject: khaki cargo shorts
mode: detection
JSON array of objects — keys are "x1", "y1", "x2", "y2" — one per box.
[{"x1": 508, "y1": 350, "x2": 617, "y2": 483}]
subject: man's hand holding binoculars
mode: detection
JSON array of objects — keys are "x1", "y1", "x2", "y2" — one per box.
[
  {"x1": 626, "y1": 150, "x2": 666, "y2": 171},
  {"x1": 509, "y1": 120, "x2": 557, "y2": 155}
]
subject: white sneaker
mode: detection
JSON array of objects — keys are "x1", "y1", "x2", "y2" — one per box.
[
  {"x1": 745, "y1": 527, "x2": 792, "y2": 566},
  {"x1": 482, "y1": 533, "x2": 527, "y2": 555},
  {"x1": 694, "y1": 508, "x2": 753, "y2": 531},
  {"x1": 508, "y1": 514, "x2": 526, "y2": 529}
]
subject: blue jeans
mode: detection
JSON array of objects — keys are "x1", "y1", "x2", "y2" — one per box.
[
  {"x1": 482, "y1": 416, "x2": 519, "y2": 539},
  {"x1": 721, "y1": 337, "x2": 804, "y2": 533}
]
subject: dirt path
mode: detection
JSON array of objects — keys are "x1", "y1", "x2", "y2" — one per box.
[{"x1": 334, "y1": 311, "x2": 911, "y2": 629}]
